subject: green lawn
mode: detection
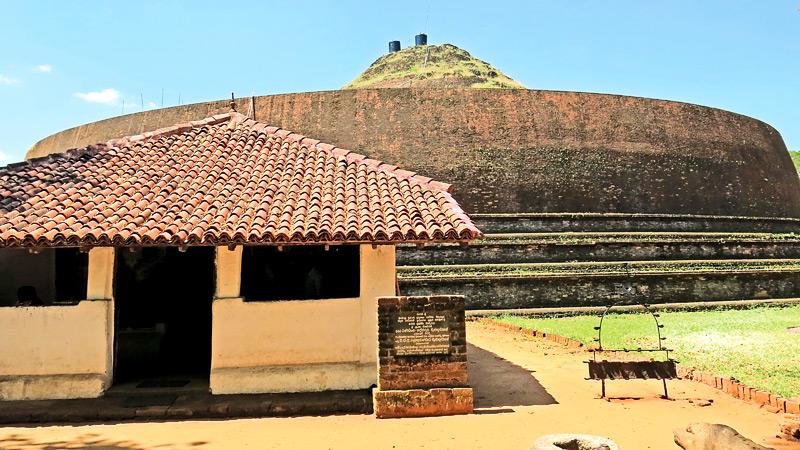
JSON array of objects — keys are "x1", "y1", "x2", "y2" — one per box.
[{"x1": 494, "y1": 305, "x2": 800, "y2": 398}]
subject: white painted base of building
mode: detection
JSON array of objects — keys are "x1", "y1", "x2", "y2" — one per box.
[
  {"x1": 0, "y1": 296, "x2": 114, "y2": 401},
  {"x1": 0, "y1": 373, "x2": 109, "y2": 401},
  {"x1": 210, "y1": 362, "x2": 375, "y2": 394}
]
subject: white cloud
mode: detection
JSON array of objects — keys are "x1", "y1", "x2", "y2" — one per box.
[
  {"x1": 147, "y1": 101, "x2": 157, "y2": 108},
  {"x1": 0, "y1": 74, "x2": 19, "y2": 85},
  {"x1": 34, "y1": 64, "x2": 53, "y2": 73},
  {"x1": 74, "y1": 88, "x2": 120, "y2": 105}
]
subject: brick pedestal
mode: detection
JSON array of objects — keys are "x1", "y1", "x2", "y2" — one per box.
[
  {"x1": 373, "y1": 295, "x2": 473, "y2": 418},
  {"x1": 373, "y1": 387, "x2": 473, "y2": 418}
]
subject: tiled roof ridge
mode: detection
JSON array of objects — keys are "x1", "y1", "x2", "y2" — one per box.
[
  {"x1": 105, "y1": 113, "x2": 235, "y2": 148},
  {"x1": 227, "y1": 112, "x2": 454, "y2": 194},
  {"x1": 6, "y1": 142, "x2": 110, "y2": 172}
]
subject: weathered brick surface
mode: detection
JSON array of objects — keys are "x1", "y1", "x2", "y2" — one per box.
[
  {"x1": 27, "y1": 89, "x2": 800, "y2": 218},
  {"x1": 375, "y1": 295, "x2": 472, "y2": 418},
  {"x1": 378, "y1": 362, "x2": 468, "y2": 390},
  {"x1": 755, "y1": 390, "x2": 771, "y2": 405},
  {"x1": 377, "y1": 295, "x2": 468, "y2": 391},
  {"x1": 373, "y1": 388, "x2": 474, "y2": 419}
]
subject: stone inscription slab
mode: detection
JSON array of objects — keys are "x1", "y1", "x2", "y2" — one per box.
[{"x1": 395, "y1": 311, "x2": 450, "y2": 356}]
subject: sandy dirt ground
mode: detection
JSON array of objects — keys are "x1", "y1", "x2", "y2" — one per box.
[{"x1": 0, "y1": 320, "x2": 797, "y2": 450}]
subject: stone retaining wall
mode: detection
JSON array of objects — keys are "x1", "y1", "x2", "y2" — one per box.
[
  {"x1": 400, "y1": 270, "x2": 800, "y2": 309},
  {"x1": 472, "y1": 213, "x2": 800, "y2": 234},
  {"x1": 397, "y1": 241, "x2": 800, "y2": 266}
]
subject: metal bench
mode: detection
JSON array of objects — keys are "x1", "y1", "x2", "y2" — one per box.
[{"x1": 585, "y1": 303, "x2": 677, "y2": 398}]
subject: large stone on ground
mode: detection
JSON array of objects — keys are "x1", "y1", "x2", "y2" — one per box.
[
  {"x1": 780, "y1": 414, "x2": 800, "y2": 441},
  {"x1": 674, "y1": 423, "x2": 771, "y2": 450},
  {"x1": 530, "y1": 433, "x2": 618, "y2": 450}
]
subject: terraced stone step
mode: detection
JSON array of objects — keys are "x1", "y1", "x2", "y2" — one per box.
[
  {"x1": 397, "y1": 259, "x2": 800, "y2": 309},
  {"x1": 472, "y1": 213, "x2": 800, "y2": 234},
  {"x1": 397, "y1": 259, "x2": 800, "y2": 279},
  {"x1": 396, "y1": 232, "x2": 800, "y2": 265},
  {"x1": 474, "y1": 232, "x2": 800, "y2": 244}
]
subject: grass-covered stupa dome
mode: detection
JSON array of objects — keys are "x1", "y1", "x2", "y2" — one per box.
[{"x1": 343, "y1": 43, "x2": 525, "y2": 89}]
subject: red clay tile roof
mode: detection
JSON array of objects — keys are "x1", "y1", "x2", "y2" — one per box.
[{"x1": 0, "y1": 112, "x2": 480, "y2": 247}]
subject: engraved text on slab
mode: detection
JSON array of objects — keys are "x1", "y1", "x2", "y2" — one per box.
[{"x1": 394, "y1": 311, "x2": 450, "y2": 356}]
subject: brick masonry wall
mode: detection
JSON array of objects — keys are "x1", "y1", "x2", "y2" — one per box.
[
  {"x1": 26, "y1": 89, "x2": 800, "y2": 218},
  {"x1": 377, "y1": 295, "x2": 468, "y2": 391}
]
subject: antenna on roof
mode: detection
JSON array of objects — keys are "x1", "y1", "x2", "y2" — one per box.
[{"x1": 230, "y1": 93, "x2": 236, "y2": 112}]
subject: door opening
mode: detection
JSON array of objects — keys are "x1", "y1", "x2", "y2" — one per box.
[{"x1": 113, "y1": 247, "x2": 215, "y2": 389}]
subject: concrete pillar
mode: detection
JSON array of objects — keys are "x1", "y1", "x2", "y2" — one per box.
[
  {"x1": 215, "y1": 246, "x2": 243, "y2": 299},
  {"x1": 358, "y1": 244, "x2": 396, "y2": 364},
  {"x1": 86, "y1": 246, "x2": 115, "y2": 392},
  {"x1": 86, "y1": 247, "x2": 115, "y2": 300}
]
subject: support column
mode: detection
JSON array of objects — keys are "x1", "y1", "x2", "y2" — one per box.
[
  {"x1": 87, "y1": 247, "x2": 115, "y2": 300},
  {"x1": 215, "y1": 246, "x2": 243, "y2": 299},
  {"x1": 358, "y1": 245, "x2": 396, "y2": 365},
  {"x1": 86, "y1": 246, "x2": 115, "y2": 394},
  {"x1": 211, "y1": 245, "x2": 243, "y2": 394}
]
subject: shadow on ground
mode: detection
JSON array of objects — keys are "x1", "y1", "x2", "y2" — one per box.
[
  {"x1": 468, "y1": 343, "x2": 557, "y2": 408},
  {"x1": 0, "y1": 433, "x2": 207, "y2": 450}
]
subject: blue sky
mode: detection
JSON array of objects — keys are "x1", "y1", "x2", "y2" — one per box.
[{"x1": 0, "y1": 1, "x2": 798, "y2": 163}]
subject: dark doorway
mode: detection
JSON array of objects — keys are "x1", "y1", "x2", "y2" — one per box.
[{"x1": 113, "y1": 247, "x2": 215, "y2": 386}]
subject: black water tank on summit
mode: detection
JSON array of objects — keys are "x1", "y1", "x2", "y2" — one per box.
[
  {"x1": 415, "y1": 33, "x2": 427, "y2": 46},
  {"x1": 389, "y1": 41, "x2": 401, "y2": 53}
]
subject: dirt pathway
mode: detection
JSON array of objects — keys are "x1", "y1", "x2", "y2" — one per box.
[{"x1": 0, "y1": 321, "x2": 795, "y2": 450}]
